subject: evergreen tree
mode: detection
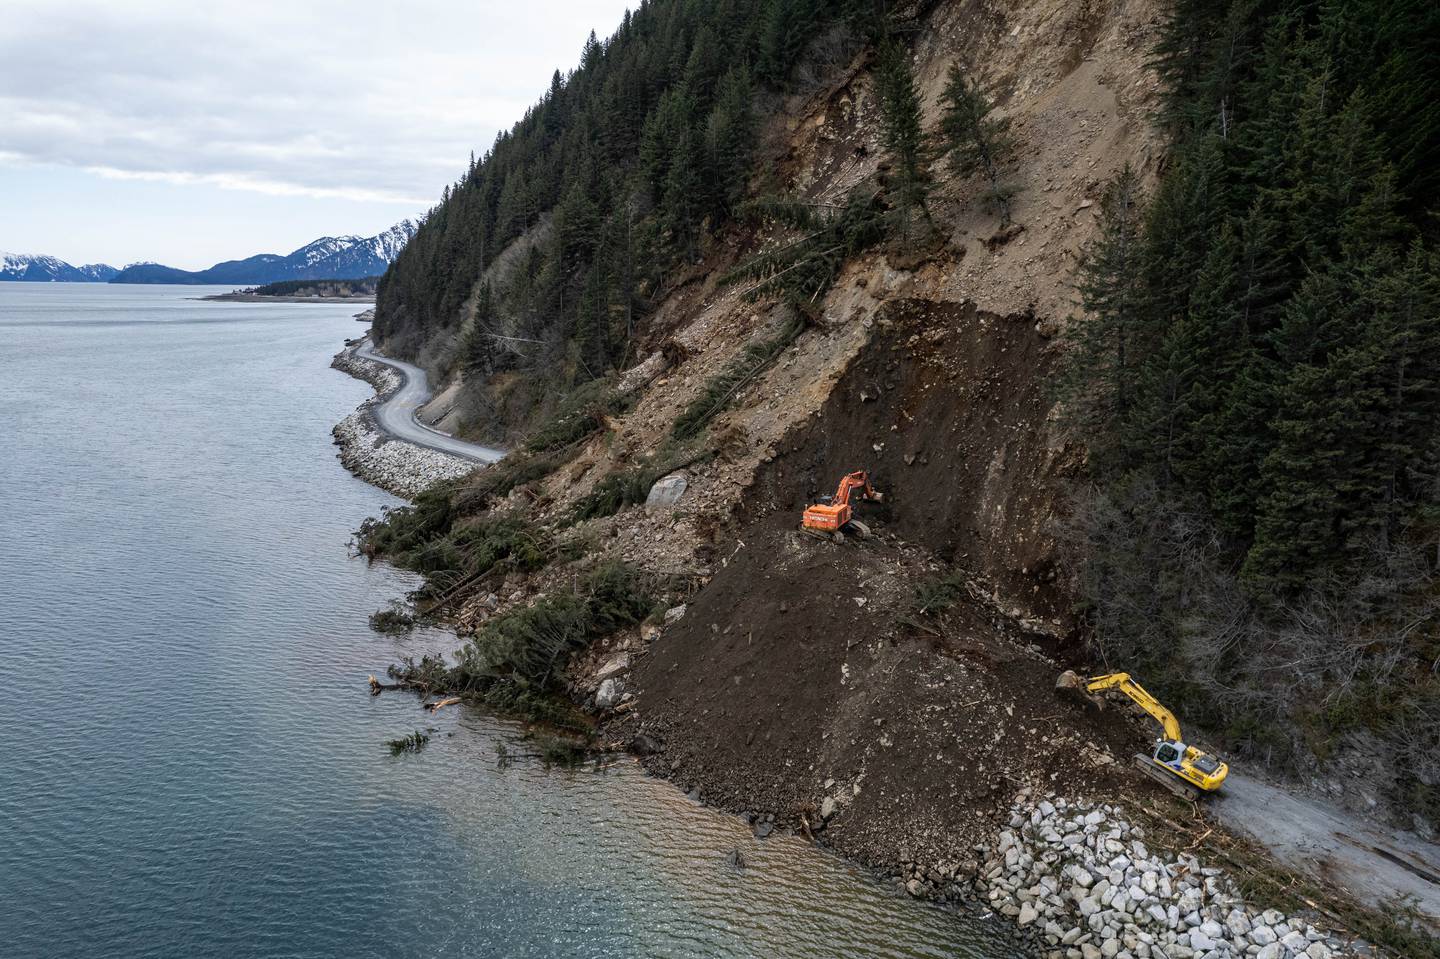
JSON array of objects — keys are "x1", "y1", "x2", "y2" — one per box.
[
  {"x1": 1057, "y1": 165, "x2": 1147, "y2": 456},
  {"x1": 463, "y1": 282, "x2": 496, "y2": 378},
  {"x1": 936, "y1": 63, "x2": 1016, "y2": 223},
  {"x1": 875, "y1": 39, "x2": 930, "y2": 242},
  {"x1": 705, "y1": 66, "x2": 757, "y2": 218}
]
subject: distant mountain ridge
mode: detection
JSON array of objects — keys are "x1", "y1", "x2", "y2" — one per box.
[
  {"x1": 110, "y1": 220, "x2": 418, "y2": 285},
  {"x1": 1, "y1": 253, "x2": 119, "y2": 283},
  {"x1": 0, "y1": 220, "x2": 416, "y2": 284}
]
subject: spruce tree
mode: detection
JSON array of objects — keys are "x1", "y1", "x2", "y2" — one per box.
[
  {"x1": 463, "y1": 282, "x2": 496, "y2": 378},
  {"x1": 936, "y1": 63, "x2": 1016, "y2": 223},
  {"x1": 1057, "y1": 164, "x2": 1147, "y2": 458},
  {"x1": 705, "y1": 66, "x2": 757, "y2": 218},
  {"x1": 875, "y1": 39, "x2": 930, "y2": 242}
]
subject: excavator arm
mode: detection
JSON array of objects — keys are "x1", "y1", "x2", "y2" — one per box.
[{"x1": 1083, "y1": 673, "x2": 1183, "y2": 741}]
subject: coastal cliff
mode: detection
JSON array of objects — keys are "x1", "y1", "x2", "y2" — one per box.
[{"x1": 350, "y1": 1, "x2": 1440, "y2": 954}]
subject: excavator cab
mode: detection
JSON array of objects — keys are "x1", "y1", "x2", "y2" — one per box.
[{"x1": 1154, "y1": 740, "x2": 1184, "y2": 767}]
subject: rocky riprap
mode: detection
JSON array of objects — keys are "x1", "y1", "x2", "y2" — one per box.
[
  {"x1": 973, "y1": 792, "x2": 1351, "y2": 959},
  {"x1": 331, "y1": 342, "x2": 477, "y2": 498}
]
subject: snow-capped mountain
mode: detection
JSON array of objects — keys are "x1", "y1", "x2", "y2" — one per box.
[
  {"x1": 1, "y1": 252, "x2": 118, "y2": 282},
  {"x1": 109, "y1": 219, "x2": 418, "y2": 285}
]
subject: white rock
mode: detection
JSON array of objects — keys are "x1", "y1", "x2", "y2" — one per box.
[
  {"x1": 644, "y1": 472, "x2": 689, "y2": 509},
  {"x1": 1019, "y1": 904, "x2": 1039, "y2": 925},
  {"x1": 596, "y1": 652, "x2": 631, "y2": 681},
  {"x1": 595, "y1": 678, "x2": 625, "y2": 708}
]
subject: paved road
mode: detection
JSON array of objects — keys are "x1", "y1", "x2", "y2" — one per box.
[
  {"x1": 1211, "y1": 771, "x2": 1440, "y2": 927},
  {"x1": 355, "y1": 339, "x2": 504, "y2": 464}
]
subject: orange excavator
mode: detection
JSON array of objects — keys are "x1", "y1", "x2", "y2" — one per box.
[{"x1": 802, "y1": 470, "x2": 883, "y2": 539}]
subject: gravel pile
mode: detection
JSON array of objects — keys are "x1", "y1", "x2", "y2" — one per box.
[
  {"x1": 331, "y1": 342, "x2": 477, "y2": 498},
  {"x1": 976, "y1": 792, "x2": 1350, "y2": 959}
]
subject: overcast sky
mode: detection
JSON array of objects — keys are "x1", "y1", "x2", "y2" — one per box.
[{"x1": 0, "y1": 1, "x2": 633, "y2": 269}]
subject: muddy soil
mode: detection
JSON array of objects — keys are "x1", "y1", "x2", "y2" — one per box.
[
  {"x1": 743, "y1": 298, "x2": 1078, "y2": 627},
  {"x1": 626, "y1": 515, "x2": 1152, "y2": 873},
  {"x1": 622, "y1": 311, "x2": 1157, "y2": 873}
]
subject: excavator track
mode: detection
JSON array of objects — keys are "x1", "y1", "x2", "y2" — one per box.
[{"x1": 1134, "y1": 754, "x2": 1203, "y2": 802}]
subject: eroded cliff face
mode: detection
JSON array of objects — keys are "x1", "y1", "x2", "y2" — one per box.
[{"x1": 452, "y1": 0, "x2": 1164, "y2": 627}]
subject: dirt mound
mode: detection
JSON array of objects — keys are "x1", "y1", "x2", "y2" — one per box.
[{"x1": 630, "y1": 516, "x2": 1146, "y2": 871}]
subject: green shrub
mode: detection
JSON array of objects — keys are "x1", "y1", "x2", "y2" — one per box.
[
  {"x1": 355, "y1": 481, "x2": 462, "y2": 561},
  {"x1": 911, "y1": 571, "x2": 969, "y2": 616},
  {"x1": 670, "y1": 319, "x2": 802, "y2": 441},
  {"x1": 369, "y1": 602, "x2": 416, "y2": 634},
  {"x1": 569, "y1": 469, "x2": 659, "y2": 523},
  {"x1": 524, "y1": 377, "x2": 633, "y2": 454},
  {"x1": 724, "y1": 187, "x2": 887, "y2": 307},
  {"x1": 393, "y1": 562, "x2": 655, "y2": 722}
]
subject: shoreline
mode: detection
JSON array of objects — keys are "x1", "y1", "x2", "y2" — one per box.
[
  {"x1": 329, "y1": 338, "x2": 480, "y2": 498},
  {"x1": 202, "y1": 293, "x2": 377, "y2": 303}
]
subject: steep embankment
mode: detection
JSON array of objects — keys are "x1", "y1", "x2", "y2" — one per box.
[{"x1": 358, "y1": 0, "x2": 1438, "y2": 953}]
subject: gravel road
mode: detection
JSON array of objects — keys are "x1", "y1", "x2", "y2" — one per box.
[
  {"x1": 1211, "y1": 771, "x2": 1440, "y2": 928},
  {"x1": 355, "y1": 338, "x2": 503, "y2": 463}
]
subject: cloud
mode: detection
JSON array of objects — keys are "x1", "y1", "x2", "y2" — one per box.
[{"x1": 0, "y1": 0, "x2": 633, "y2": 206}]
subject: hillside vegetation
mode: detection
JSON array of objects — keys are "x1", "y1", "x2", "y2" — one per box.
[
  {"x1": 370, "y1": 0, "x2": 1440, "y2": 842},
  {"x1": 1055, "y1": 0, "x2": 1440, "y2": 821}
]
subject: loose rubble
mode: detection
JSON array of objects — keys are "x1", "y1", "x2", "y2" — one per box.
[
  {"x1": 972, "y1": 793, "x2": 1351, "y2": 959},
  {"x1": 331, "y1": 341, "x2": 477, "y2": 498}
]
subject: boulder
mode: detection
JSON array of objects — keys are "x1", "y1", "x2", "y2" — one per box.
[
  {"x1": 645, "y1": 472, "x2": 689, "y2": 509},
  {"x1": 596, "y1": 652, "x2": 631, "y2": 681},
  {"x1": 596, "y1": 678, "x2": 625, "y2": 709}
]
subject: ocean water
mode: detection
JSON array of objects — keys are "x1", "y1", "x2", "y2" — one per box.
[{"x1": 0, "y1": 283, "x2": 1021, "y2": 958}]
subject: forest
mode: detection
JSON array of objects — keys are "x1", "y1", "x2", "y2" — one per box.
[
  {"x1": 248, "y1": 277, "x2": 379, "y2": 297},
  {"x1": 1057, "y1": 0, "x2": 1440, "y2": 818},
  {"x1": 375, "y1": 0, "x2": 916, "y2": 427}
]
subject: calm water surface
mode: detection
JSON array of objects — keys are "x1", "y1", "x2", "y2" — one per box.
[{"x1": 0, "y1": 283, "x2": 1021, "y2": 958}]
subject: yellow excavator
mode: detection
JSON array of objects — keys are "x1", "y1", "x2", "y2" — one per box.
[{"x1": 1057, "y1": 671, "x2": 1228, "y2": 801}]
